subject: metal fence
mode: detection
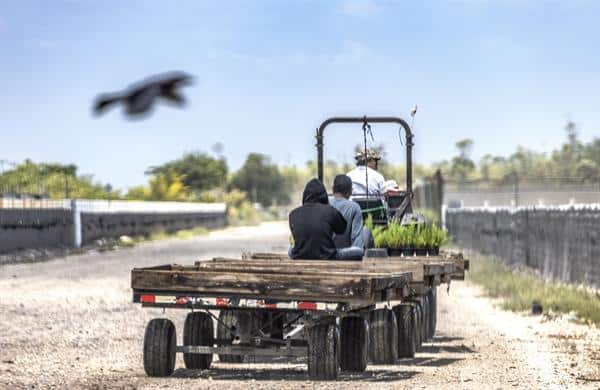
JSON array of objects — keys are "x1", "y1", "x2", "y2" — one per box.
[
  {"x1": 0, "y1": 199, "x2": 227, "y2": 254},
  {"x1": 446, "y1": 205, "x2": 600, "y2": 290},
  {"x1": 413, "y1": 170, "x2": 444, "y2": 223},
  {"x1": 445, "y1": 177, "x2": 600, "y2": 208}
]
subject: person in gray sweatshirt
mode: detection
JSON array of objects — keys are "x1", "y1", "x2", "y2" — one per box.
[{"x1": 329, "y1": 174, "x2": 374, "y2": 260}]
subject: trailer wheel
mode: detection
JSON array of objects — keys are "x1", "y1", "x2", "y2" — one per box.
[
  {"x1": 421, "y1": 296, "x2": 429, "y2": 342},
  {"x1": 422, "y1": 294, "x2": 431, "y2": 341},
  {"x1": 410, "y1": 303, "x2": 422, "y2": 348},
  {"x1": 368, "y1": 309, "x2": 398, "y2": 364},
  {"x1": 183, "y1": 312, "x2": 214, "y2": 370},
  {"x1": 393, "y1": 304, "x2": 416, "y2": 358},
  {"x1": 308, "y1": 322, "x2": 340, "y2": 380},
  {"x1": 217, "y1": 310, "x2": 244, "y2": 363},
  {"x1": 428, "y1": 288, "x2": 437, "y2": 338},
  {"x1": 340, "y1": 316, "x2": 368, "y2": 372},
  {"x1": 143, "y1": 318, "x2": 176, "y2": 377},
  {"x1": 417, "y1": 301, "x2": 425, "y2": 347}
]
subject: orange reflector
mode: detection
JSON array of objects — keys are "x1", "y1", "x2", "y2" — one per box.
[{"x1": 298, "y1": 301, "x2": 317, "y2": 310}]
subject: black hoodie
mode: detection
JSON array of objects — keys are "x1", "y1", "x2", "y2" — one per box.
[{"x1": 289, "y1": 179, "x2": 347, "y2": 259}]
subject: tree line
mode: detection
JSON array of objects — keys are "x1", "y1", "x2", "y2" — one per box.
[{"x1": 1, "y1": 121, "x2": 598, "y2": 207}]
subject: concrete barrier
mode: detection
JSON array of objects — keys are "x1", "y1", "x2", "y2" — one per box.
[{"x1": 446, "y1": 205, "x2": 600, "y2": 290}]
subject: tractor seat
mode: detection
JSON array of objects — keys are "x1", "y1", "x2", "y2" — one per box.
[{"x1": 352, "y1": 196, "x2": 387, "y2": 226}]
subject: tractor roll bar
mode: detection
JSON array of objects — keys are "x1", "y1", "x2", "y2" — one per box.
[{"x1": 315, "y1": 116, "x2": 414, "y2": 194}]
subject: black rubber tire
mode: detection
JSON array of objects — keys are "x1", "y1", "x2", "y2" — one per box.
[
  {"x1": 429, "y1": 288, "x2": 437, "y2": 338},
  {"x1": 307, "y1": 322, "x2": 340, "y2": 380},
  {"x1": 217, "y1": 310, "x2": 244, "y2": 363},
  {"x1": 183, "y1": 312, "x2": 214, "y2": 370},
  {"x1": 340, "y1": 317, "x2": 369, "y2": 372},
  {"x1": 393, "y1": 304, "x2": 416, "y2": 358},
  {"x1": 143, "y1": 318, "x2": 176, "y2": 377},
  {"x1": 419, "y1": 296, "x2": 429, "y2": 343},
  {"x1": 417, "y1": 301, "x2": 425, "y2": 347},
  {"x1": 368, "y1": 309, "x2": 398, "y2": 364},
  {"x1": 421, "y1": 295, "x2": 431, "y2": 342},
  {"x1": 411, "y1": 303, "x2": 422, "y2": 348}
]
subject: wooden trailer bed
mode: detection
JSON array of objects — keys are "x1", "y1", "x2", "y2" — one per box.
[
  {"x1": 131, "y1": 252, "x2": 465, "y2": 306},
  {"x1": 131, "y1": 260, "x2": 414, "y2": 305}
]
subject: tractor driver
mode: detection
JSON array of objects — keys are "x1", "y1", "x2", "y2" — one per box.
[{"x1": 347, "y1": 149, "x2": 387, "y2": 196}]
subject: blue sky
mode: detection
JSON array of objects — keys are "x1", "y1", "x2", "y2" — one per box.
[{"x1": 1, "y1": 0, "x2": 599, "y2": 189}]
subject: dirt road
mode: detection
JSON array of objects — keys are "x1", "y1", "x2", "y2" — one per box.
[{"x1": 1, "y1": 222, "x2": 598, "y2": 389}]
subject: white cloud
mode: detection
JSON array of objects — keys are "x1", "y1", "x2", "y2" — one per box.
[{"x1": 339, "y1": 0, "x2": 381, "y2": 18}]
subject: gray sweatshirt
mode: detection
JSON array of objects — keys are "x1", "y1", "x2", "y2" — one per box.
[{"x1": 329, "y1": 195, "x2": 364, "y2": 249}]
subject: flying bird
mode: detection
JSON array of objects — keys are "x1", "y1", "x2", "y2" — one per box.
[
  {"x1": 93, "y1": 71, "x2": 193, "y2": 118},
  {"x1": 410, "y1": 104, "x2": 418, "y2": 117}
]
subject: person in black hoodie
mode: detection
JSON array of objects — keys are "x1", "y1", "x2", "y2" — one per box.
[{"x1": 288, "y1": 178, "x2": 347, "y2": 259}]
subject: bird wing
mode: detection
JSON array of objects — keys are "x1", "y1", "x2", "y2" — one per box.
[{"x1": 93, "y1": 93, "x2": 122, "y2": 115}]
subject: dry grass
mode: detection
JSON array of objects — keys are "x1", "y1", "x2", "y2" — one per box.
[{"x1": 467, "y1": 254, "x2": 600, "y2": 325}]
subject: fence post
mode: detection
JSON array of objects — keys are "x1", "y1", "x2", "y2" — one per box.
[
  {"x1": 512, "y1": 172, "x2": 519, "y2": 208},
  {"x1": 71, "y1": 199, "x2": 81, "y2": 248},
  {"x1": 434, "y1": 169, "x2": 444, "y2": 225}
]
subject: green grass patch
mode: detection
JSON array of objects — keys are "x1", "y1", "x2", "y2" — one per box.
[{"x1": 468, "y1": 254, "x2": 600, "y2": 325}]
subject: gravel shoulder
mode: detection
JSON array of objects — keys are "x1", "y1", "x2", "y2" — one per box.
[{"x1": 1, "y1": 222, "x2": 598, "y2": 389}]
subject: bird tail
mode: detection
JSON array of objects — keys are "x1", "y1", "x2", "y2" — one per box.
[{"x1": 161, "y1": 85, "x2": 186, "y2": 105}]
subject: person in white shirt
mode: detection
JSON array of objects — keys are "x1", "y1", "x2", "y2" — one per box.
[{"x1": 346, "y1": 149, "x2": 387, "y2": 196}]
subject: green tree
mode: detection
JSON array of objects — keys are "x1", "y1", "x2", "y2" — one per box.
[
  {"x1": 147, "y1": 152, "x2": 227, "y2": 194},
  {"x1": 0, "y1": 160, "x2": 118, "y2": 199},
  {"x1": 230, "y1": 153, "x2": 290, "y2": 207},
  {"x1": 449, "y1": 139, "x2": 475, "y2": 182}
]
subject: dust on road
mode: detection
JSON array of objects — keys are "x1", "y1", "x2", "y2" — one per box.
[{"x1": 1, "y1": 222, "x2": 598, "y2": 389}]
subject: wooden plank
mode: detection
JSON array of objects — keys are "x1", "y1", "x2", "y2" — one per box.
[
  {"x1": 243, "y1": 252, "x2": 452, "y2": 262},
  {"x1": 132, "y1": 268, "x2": 372, "y2": 300},
  {"x1": 201, "y1": 258, "x2": 425, "y2": 282},
  {"x1": 197, "y1": 261, "x2": 413, "y2": 277},
  {"x1": 193, "y1": 265, "x2": 413, "y2": 290},
  {"x1": 131, "y1": 267, "x2": 411, "y2": 302},
  {"x1": 242, "y1": 252, "x2": 287, "y2": 260},
  {"x1": 451, "y1": 258, "x2": 469, "y2": 280}
]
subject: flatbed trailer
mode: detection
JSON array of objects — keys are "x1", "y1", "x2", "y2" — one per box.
[{"x1": 131, "y1": 252, "x2": 468, "y2": 380}]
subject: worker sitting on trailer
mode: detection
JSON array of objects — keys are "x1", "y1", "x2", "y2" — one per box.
[
  {"x1": 329, "y1": 174, "x2": 374, "y2": 259},
  {"x1": 288, "y1": 179, "x2": 347, "y2": 260},
  {"x1": 347, "y1": 149, "x2": 388, "y2": 196}
]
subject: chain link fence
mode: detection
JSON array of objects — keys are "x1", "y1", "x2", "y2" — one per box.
[{"x1": 445, "y1": 177, "x2": 600, "y2": 208}]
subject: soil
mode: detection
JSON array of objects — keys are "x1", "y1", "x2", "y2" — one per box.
[{"x1": 1, "y1": 222, "x2": 598, "y2": 389}]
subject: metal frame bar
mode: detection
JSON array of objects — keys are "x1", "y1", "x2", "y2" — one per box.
[
  {"x1": 315, "y1": 116, "x2": 414, "y2": 194},
  {"x1": 177, "y1": 345, "x2": 307, "y2": 357}
]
